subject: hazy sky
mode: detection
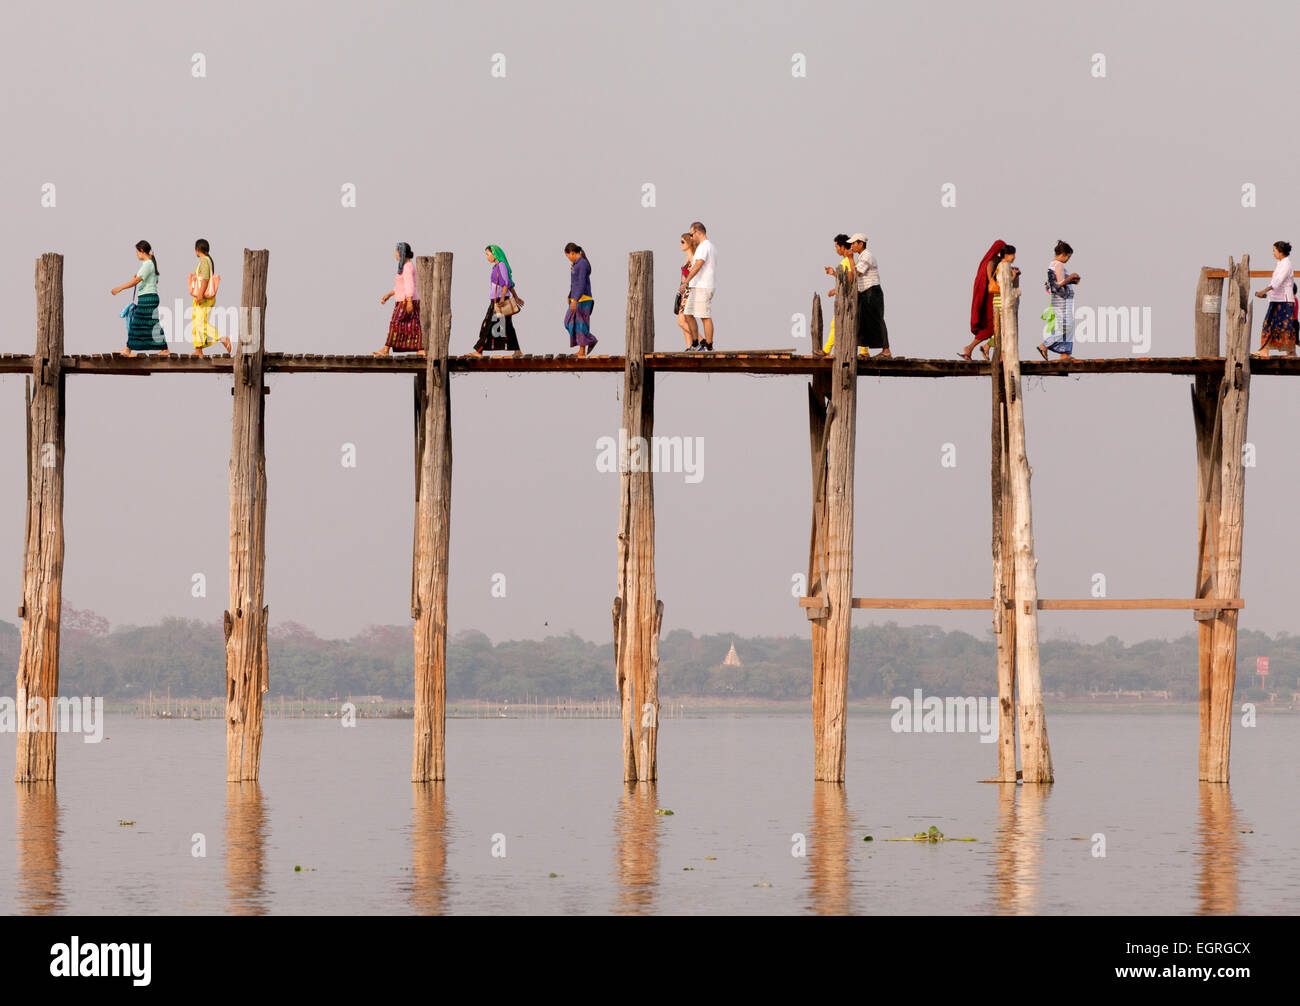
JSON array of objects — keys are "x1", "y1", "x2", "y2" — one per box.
[{"x1": 1, "y1": 0, "x2": 1296, "y2": 650}]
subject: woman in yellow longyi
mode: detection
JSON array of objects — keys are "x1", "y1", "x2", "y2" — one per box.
[
  {"x1": 821, "y1": 233, "x2": 866, "y2": 356},
  {"x1": 191, "y1": 238, "x2": 231, "y2": 356}
]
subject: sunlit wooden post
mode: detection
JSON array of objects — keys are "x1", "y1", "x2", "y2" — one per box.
[
  {"x1": 15, "y1": 253, "x2": 66, "y2": 783},
  {"x1": 412, "y1": 253, "x2": 453, "y2": 782},
  {"x1": 1191, "y1": 265, "x2": 1224, "y2": 779},
  {"x1": 813, "y1": 266, "x2": 858, "y2": 782},
  {"x1": 226, "y1": 249, "x2": 270, "y2": 782},
  {"x1": 614, "y1": 251, "x2": 661, "y2": 782},
  {"x1": 998, "y1": 261, "x2": 1052, "y2": 783},
  {"x1": 1204, "y1": 256, "x2": 1251, "y2": 782}
]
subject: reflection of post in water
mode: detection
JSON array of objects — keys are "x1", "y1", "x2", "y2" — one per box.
[
  {"x1": 614, "y1": 782, "x2": 659, "y2": 915},
  {"x1": 411, "y1": 782, "x2": 448, "y2": 915},
  {"x1": 807, "y1": 781, "x2": 853, "y2": 915},
  {"x1": 993, "y1": 783, "x2": 1047, "y2": 915},
  {"x1": 15, "y1": 782, "x2": 62, "y2": 914},
  {"x1": 1196, "y1": 783, "x2": 1242, "y2": 915},
  {"x1": 225, "y1": 782, "x2": 267, "y2": 915}
]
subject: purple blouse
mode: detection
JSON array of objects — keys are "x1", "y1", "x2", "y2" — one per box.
[{"x1": 490, "y1": 262, "x2": 512, "y2": 300}]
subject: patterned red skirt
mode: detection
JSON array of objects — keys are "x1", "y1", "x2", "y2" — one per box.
[{"x1": 387, "y1": 299, "x2": 423, "y2": 351}]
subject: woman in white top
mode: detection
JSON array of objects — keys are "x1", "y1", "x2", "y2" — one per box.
[{"x1": 1253, "y1": 240, "x2": 1296, "y2": 358}]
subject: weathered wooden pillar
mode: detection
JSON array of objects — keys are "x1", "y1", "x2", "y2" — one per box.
[
  {"x1": 412, "y1": 253, "x2": 453, "y2": 783},
  {"x1": 1204, "y1": 256, "x2": 1251, "y2": 783},
  {"x1": 814, "y1": 266, "x2": 858, "y2": 782},
  {"x1": 997, "y1": 262, "x2": 1052, "y2": 783},
  {"x1": 807, "y1": 294, "x2": 832, "y2": 763},
  {"x1": 15, "y1": 254, "x2": 67, "y2": 784},
  {"x1": 1191, "y1": 265, "x2": 1224, "y2": 780},
  {"x1": 990, "y1": 321, "x2": 1017, "y2": 782},
  {"x1": 614, "y1": 250, "x2": 661, "y2": 782},
  {"x1": 226, "y1": 249, "x2": 270, "y2": 782}
]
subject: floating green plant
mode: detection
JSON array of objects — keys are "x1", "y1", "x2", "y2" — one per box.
[
  {"x1": 118, "y1": 820, "x2": 134, "y2": 827},
  {"x1": 883, "y1": 826, "x2": 976, "y2": 843},
  {"x1": 655, "y1": 809, "x2": 674, "y2": 816}
]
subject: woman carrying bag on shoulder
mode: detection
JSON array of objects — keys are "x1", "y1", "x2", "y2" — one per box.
[
  {"x1": 473, "y1": 244, "x2": 523, "y2": 357},
  {"x1": 190, "y1": 238, "x2": 231, "y2": 357}
]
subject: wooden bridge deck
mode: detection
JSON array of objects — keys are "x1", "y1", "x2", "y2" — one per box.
[{"x1": 1, "y1": 351, "x2": 1298, "y2": 377}]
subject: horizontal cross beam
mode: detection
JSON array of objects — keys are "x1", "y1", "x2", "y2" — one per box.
[{"x1": 798, "y1": 597, "x2": 1245, "y2": 612}]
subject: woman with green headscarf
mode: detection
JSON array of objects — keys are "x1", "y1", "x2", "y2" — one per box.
[{"x1": 473, "y1": 244, "x2": 522, "y2": 356}]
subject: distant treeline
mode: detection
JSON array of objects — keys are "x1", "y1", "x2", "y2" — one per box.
[{"x1": 1, "y1": 611, "x2": 1294, "y2": 702}]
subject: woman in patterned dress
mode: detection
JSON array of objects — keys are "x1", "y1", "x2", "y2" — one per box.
[
  {"x1": 112, "y1": 239, "x2": 170, "y2": 357},
  {"x1": 1252, "y1": 241, "x2": 1296, "y2": 358},
  {"x1": 375, "y1": 242, "x2": 424, "y2": 356}
]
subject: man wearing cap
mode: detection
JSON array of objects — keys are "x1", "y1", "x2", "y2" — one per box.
[{"x1": 850, "y1": 233, "x2": 890, "y2": 358}]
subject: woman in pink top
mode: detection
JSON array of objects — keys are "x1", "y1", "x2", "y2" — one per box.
[
  {"x1": 375, "y1": 242, "x2": 424, "y2": 356},
  {"x1": 1253, "y1": 240, "x2": 1296, "y2": 357}
]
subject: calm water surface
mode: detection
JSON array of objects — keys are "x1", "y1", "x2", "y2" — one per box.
[{"x1": 1, "y1": 712, "x2": 1295, "y2": 915}]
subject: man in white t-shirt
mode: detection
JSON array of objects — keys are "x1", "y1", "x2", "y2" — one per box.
[{"x1": 682, "y1": 221, "x2": 716, "y2": 351}]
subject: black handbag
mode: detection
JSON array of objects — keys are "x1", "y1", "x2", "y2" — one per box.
[{"x1": 672, "y1": 290, "x2": 683, "y2": 315}]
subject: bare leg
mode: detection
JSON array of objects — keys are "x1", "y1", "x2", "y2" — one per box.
[{"x1": 701, "y1": 318, "x2": 714, "y2": 344}]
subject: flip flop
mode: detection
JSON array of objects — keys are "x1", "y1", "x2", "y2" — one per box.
[
  {"x1": 1036, "y1": 346, "x2": 1049, "y2": 361},
  {"x1": 957, "y1": 350, "x2": 973, "y2": 361}
]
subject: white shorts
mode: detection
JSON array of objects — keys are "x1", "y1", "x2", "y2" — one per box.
[{"x1": 686, "y1": 287, "x2": 714, "y2": 319}]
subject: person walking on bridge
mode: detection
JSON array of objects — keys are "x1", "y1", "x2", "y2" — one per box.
[
  {"x1": 961, "y1": 239, "x2": 1008, "y2": 360},
  {"x1": 850, "y1": 233, "x2": 890, "y2": 358},
  {"x1": 473, "y1": 244, "x2": 523, "y2": 357},
  {"x1": 1252, "y1": 240, "x2": 1296, "y2": 358},
  {"x1": 564, "y1": 242, "x2": 598, "y2": 357},
  {"x1": 1037, "y1": 240, "x2": 1080, "y2": 361},
  {"x1": 683, "y1": 221, "x2": 716, "y2": 351},
  {"x1": 375, "y1": 241, "x2": 424, "y2": 356},
  {"x1": 112, "y1": 239, "x2": 170, "y2": 358}
]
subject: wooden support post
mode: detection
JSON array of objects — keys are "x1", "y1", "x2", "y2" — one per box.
[
  {"x1": 1205, "y1": 256, "x2": 1251, "y2": 783},
  {"x1": 15, "y1": 253, "x2": 66, "y2": 783},
  {"x1": 807, "y1": 294, "x2": 832, "y2": 762},
  {"x1": 226, "y1": 250, "x2": 270, "y2": 782},
  {"x1": 814, "y1": 266, "x2": 858, "y2": 782},
  {"x1": 412, "y1": 253, "x2": 453, "y2": 783},
  {"x1": 997, "y1": 262, "x2": 1052, "y2": 783},
  {"x1": 1191, "y1": 265, "x2": 1224, "y2": 780},
  {"x1": 614, "y1": 250, "x2": 661, "y2": 782},
  {"x1": 411, "y1": 369, "x2": 427, "y2": 619},
  {"x1": 990, "y1": 315, "x2": 1017, "y2": 782}
]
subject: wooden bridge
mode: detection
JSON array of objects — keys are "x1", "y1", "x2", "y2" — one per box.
[{"x1": 11, "y1": 250, "x2": 1274, "y2": 787}]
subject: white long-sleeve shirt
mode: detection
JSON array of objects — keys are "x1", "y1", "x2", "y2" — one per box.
[{"x1": 1267, "y1": 256, "x2": 1294, "y2": 302}]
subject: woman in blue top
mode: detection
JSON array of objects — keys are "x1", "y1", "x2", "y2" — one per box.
[
  {"x1": 111, "y1": 239, "x2": 169, "y2": 357},
  {"x1": 564, "y1": 243, "x2": 597, "y2": 357}
]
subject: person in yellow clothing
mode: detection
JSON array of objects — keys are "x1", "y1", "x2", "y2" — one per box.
[
  {"x1": 191, "y1": 238, "x2": 231, "y2": 356},
  {"x1": 821, "y1": 234, "x2": 866, "y2": 356}
]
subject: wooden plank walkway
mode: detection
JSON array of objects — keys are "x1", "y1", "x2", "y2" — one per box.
[{"x1": 0, "y1": 351, "x2": 1298, "y2": 377}]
